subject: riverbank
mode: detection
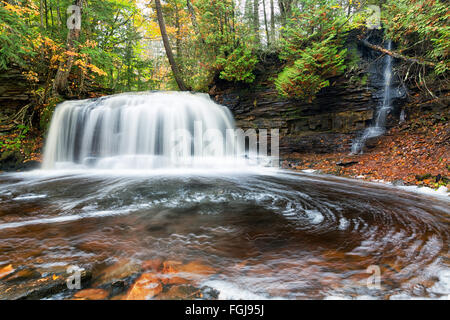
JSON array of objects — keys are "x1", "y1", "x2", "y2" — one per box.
[{"x1": 282, "y1": 110, "x2": 449, "y2": 192}]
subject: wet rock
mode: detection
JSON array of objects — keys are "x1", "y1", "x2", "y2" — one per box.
[
  {"x1": 124, "y1": 273, "x2": 163, "y2": 300},
  {"x1": 159, "y1": 275, "x2": 190, "y2": 286},
  {"x1": 109, "y1": 280, "x2": 127, "y2": 297},
  {"x1": 281, "y1": 160, "x2": 291, "y2": 169},
  {"x1": 94, "y1": 259, "x2": 141, "y2": 286},
  {"x1": 415, "y1": 173, "x2": 432, "y2": 181},
  {"x1": 157, "y1": 285, "x2": 202, "y2": 300},
  {"x1": 200, "y1": 286, "x2": 220, "y2": 300},
  {"x1": 162, "y1": 260, "x2": 183, "y2": 274},
  {"x1": 0, "y1": 150, "x2": 40, "y2": 172},
  {"x1": 392, "y1": 179, "x2": 405, "y2": 186},
  {"x1": 0, "y1": 264, "x2": 15, "y2": 280},
  {"x1": 365, "y1": 136, "x2": 381, "y2": 149},
  {"x1": 2, "y1": 268, "x2": 40, "y2": 283},
  {"x1": 142, "y1": 258, "x2": 163, "y2": 272},
  {"x1": 73, "y1": 288, "x2": 109, "y2": 300},
  {"x1": 0, "y1": 269, "x2": 91, "y2": 300},
  {"x1": 178, "y1": 261, "x2": 215, "y2": 276},
  {"x1": 77, "y1": 240, "x2": 111, "y2": 253},
  {"x1": 336, "y1": 160, "x2": 359, "y2": 167}
]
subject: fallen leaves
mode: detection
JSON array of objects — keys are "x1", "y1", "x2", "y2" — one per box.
[{"x1": 288, "y1": 111, "x2": 449, "y2": 189}]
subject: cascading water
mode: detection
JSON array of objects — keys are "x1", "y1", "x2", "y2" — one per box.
[
  {"x1": 351, "y1": 40, "x2": 393, "y2": 154},
  {"x1": 43, "y1": 91, "x2": 248, "y2": 170},
  {"x1": 1, "y1": 75, "x2": 449, "y2": 300}
]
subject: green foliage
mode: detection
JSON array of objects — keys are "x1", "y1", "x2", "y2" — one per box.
[
  {"x1": 0, "y1": 124, "x2": 29, "y2": 152},
  {"x1": 39, "y1": 96, "x2": 63, "y2": 133},
  {"x1": 275, "y1": 0, "x2": 350, "y2": 101},
  {"x1": 1, "y1": 0, "x2": 448, "y2": 103},
  {"x1": 216, "y1": 45, "x2": 258, "y2": 83},
  {"x1": 180, "y1": 0, "x2": 258, "y2": 89},
  {"x1": 0, "y1": 1, "x2": 37, "y2": 69},
  {"x1": 383, "y1": 0, "x2": 449, "y2": 75},
  {"x1": 276, "y1": 37, "x2": 347, "y2": 100}
]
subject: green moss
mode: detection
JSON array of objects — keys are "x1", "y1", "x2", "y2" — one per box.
[{"x1": 40, "y1": 97, "x2": 64, "y2": 133}]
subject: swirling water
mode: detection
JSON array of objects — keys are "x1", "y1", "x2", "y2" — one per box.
[
  {"x1": 1, "y1": 91, "x2": 448, "y2": 299},
  {"x1": 0, "y1": 170, "x2": 448, "y2": 299}
]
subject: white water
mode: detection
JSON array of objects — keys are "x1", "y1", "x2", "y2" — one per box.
[
  {"x1": 352, "y1": 41, "x2": 393, "y2": 154},
  {"x1": 43, "y1": 92, "x2": 249, "y2": 170}
]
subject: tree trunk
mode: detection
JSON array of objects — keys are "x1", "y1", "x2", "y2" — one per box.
[
  {"x1": 186, "y1": 0, "x2": 205, "y2": 44},
  {"x1": 278, "y1": 0, "x2": 292, "y2": 27},
  {"x1": 262, "y1": 0, "x2": 270, "y2": 46},
  {"x1": 56, "y1": 0, "x2": 62, "y2": 25},
  {"x1": 253, "y1": 0, "x2": 260, "y2": 43},
  {"x1": 154, "y1": 0, "x2": 189, "y2": 91},
  {"x1": 361, "y1": 40, "x2": 435, "y2": 67},
  {"x1": 44, "y1": 0, "x2": 48, "y2": 29},
  {"x1": 174, "y1": 2, "x2": 182, "y2": 61},
  {"x1": 40, "y1": 0, "x2": 44, "y2": 28},
  {"x1": 52, "y1": 0, "x2": 82, "y2": 96},
  {"x1": 270, "y1": 0, "x2": 275, "y2": 41}
]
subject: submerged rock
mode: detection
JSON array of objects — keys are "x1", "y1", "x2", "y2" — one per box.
[
  {"x1": 2, "y1": 268, "x2": 41, "y2": 283},
  {"x1": 0, "y1": 264, "x2": 15, "y2": 280},
  {"x1": 124, "y1": 273, "x2": 163, "y2": 300},
  {"x1": 142, "y1": 258, "x2": 163, "y2": 272},
  {"x1": 72, "y1": 288, "x2": 109, "y2": 300},
  {"x1": 157, "y1": 285, "x2": 202, "y2": 300},
  {"x1": 0, "y1": 269, "x2": 91, "y2": 300},
  {"x1": 93, "y1": 259, "x2": 141, "y2": 286}
]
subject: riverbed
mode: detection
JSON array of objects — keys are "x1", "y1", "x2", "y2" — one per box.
[{"x1": 0, "y1": 169, "x2": 448, "y2": 299}]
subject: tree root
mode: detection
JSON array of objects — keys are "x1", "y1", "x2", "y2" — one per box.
[{"x1": 0, "y1": 103, "x2": 33, "y2": 132}]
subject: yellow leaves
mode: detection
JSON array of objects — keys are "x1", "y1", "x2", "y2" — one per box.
[
  {"x1": 83, "y1": 40, "x2": 98, "y2": 49},
  {"x1": 75, "y1": 59, "x2": 87, "y2": 68},
  {"x1": 65, "y1": 50, "x2": 78, "y2": 57},
  {"x1": 3, "y1": 2, "x2": 23, "y2": 15},
  {"x1": 22, "y1": 70, "x2": 39, "y2": 83},
  {"x1": 3, "y1": 1, "x2": 38, "y2": 16},
  {"x1": 74, "y1": 59, "x2": 107, "y2": 77},
  {"x1": 50, "y1": 54, "x2": 61, "y2": 65},
  {"x1": 88, "y1": 64, "x2": 107, "y2": 77},
  {"x1": 166, "y1": 25, "x2": 177, "y2": 35}
]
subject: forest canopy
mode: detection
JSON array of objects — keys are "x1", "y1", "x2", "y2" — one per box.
[{"x1": 0, "y1": 0, "x2": 448, "y2": 102}]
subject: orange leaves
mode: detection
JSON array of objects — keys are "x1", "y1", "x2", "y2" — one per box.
[
  {"x1": 22, "y1": 70, "x2": 39, "y2": 83},
  {"x1": 88, "y1": 64, "x2": 107, "y2": 77},
  {"x1": 83, "y1": 40, "x2": 98, "y2": 49},
  {"x1": 288, "y1": 111, "x2": 449, "y2": 190}
]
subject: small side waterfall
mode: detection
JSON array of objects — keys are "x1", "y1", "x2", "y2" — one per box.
[
  {"x1": 351, "y1": 40, "x2": 394, "y2": 154},
  {"x1": 42, "y1": 92, "x2": 248, "y2": 170}
]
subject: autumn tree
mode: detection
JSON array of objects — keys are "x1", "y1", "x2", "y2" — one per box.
[
  {"x1": 154, "y1": 0, "x2": 190, "y2": 91},
  {"x1": 52, "y1": 0, "x2": 82, "y2": 95}
]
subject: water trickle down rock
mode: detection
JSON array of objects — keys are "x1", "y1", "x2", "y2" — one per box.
[{"x1": 351, "y1": 40, "x2": 402, "y2": 154}]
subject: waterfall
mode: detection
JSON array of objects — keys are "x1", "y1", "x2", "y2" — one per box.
[
  {"x1": 351, "y1": 40, "x2": 393, "y2": 154},
  {"x1": 42, "y1": 92, "x2": 248, "y2": 170}
]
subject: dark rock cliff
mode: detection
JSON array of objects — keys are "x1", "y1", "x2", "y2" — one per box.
[
  {"x1": 210, "y1": 31, "x2": 407, "y2": 155},
  {"x1": 0, "y1": 65, "x2": 34, "y2": 119}
]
